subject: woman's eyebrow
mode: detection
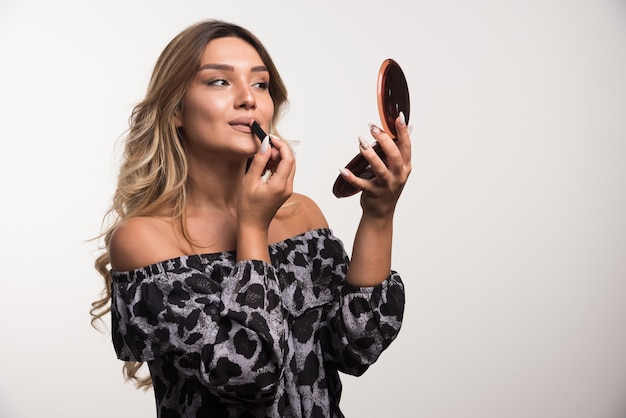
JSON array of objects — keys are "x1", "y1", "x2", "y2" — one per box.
[{"x1": 198, "y1": 63, "x2": 268, "y2": 72}]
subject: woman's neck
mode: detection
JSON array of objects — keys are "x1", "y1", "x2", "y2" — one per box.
[{"x1": 185, "y1": 155, "x2": 248, "y2": 213}]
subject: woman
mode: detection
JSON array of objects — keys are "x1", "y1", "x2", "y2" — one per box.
[{"x1": 92, "y1": 19, "x2": 411, "y2": 417}]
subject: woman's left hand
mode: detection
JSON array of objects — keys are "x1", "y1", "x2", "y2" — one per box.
[{"x1": 340, "y1": 113, "x2": 412, "y2": 218}]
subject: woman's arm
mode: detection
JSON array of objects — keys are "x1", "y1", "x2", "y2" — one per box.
[
  {"x1": 111, "y1": 258, "x2": 287, "y2": 402},
  {"x1": 340, "y1": 113, "x2": 412, "y2": 286},
  {"x1": 109, "y1": 211, "x2": 289, "y2": 402},
  {"x1": 237, "y1": 136, "x2": 296, "y2": 263}
]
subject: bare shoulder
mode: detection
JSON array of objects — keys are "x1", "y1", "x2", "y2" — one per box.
[
  {"x1": 270, "y1": 192, "x2": 329, "y2": 243},
  {"x1": 109, "y1": 216, "x2": 181, "y2": 271},
  {"x1": 288, "y1": 192, "x2": 329, "y2": 230}
]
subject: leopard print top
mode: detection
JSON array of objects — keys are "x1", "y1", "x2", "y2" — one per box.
[{"x1": 111, "y1": 228, "x2": 405, "y2": 417}]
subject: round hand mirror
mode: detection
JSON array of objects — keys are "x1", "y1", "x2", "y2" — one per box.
[{"x1": 332, "y1": 58, "x2": 410, "y2": 198}]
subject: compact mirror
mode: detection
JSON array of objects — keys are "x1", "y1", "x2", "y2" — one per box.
[{"x1": 332, "y1": 58, "x2": 410, "y2": 198}]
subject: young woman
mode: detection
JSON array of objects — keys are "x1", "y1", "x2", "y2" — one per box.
[{"x1": 92, "y1": 19, "x2": 411, "y2": 418}]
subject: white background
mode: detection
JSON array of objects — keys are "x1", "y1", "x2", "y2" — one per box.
[{"x1": 1, "y1": 0, "x2": 625, "y2": 417}]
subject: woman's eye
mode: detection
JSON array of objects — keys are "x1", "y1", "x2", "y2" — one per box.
[
  {"x1": 253, "y1": 81, "x2": 270, "y2": 90},
  {"x1": 207, "y1": 79, "x2": 228, "y2": 86}
]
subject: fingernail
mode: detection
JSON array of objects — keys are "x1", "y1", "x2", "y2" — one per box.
[
  {"x1": 369, "y1": 123, "x2": 382, "y2": 134},
  {"x1": 399, "y1": 111, "x2": 406, "y2": 126},
  {"x1": 358, "y1": 136, "x2": 370, "y2": 150},
  {"x1": 260, "y1": 136, "x2": 270, "y2": 153},
  {"x1": 261, "y1": 169, "x2": 272, "y2": 183},
  {"x1": 338, "y1": 167, "x2": 350, "y2": 177}
]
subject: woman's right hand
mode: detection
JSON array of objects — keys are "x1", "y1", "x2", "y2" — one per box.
[{"x1": 236, "y1": 136, "x2": 295, "y2": 261}]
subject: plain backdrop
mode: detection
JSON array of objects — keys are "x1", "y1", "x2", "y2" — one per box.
[{"x1": 1, "y1": 0, "x2": 625, "y2": 417}]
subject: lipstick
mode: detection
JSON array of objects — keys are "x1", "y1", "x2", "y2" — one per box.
[{"x1": 250, "y1": 120, "x2": 272, "y2": 147}]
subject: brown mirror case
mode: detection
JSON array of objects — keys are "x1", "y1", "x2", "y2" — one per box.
[{"x1": 332, "y1": 59, "x2": 410, "y2": 198}]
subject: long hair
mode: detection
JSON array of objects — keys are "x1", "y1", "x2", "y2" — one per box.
[{"x1": 91, "y1": 20, "x2": 289, "y2": 389}]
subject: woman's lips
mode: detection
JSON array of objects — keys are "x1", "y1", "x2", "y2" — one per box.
[
  {"x1": 229, "y1": 117, "x2": 255, "y2": 134},
  {"x1": 229, "y1": 123, "x2": 253, "y2": 134}
]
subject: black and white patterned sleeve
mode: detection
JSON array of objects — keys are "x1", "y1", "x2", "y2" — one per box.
[
  {"x1": 315, "y1": 235, "x2": 406, "y2": 376},
  {"x1": 322, "y1": 273, "x2": 405, "y2": 376},
  {"x1": 110, "y1": 258, "x2": 287, "y2": 402}
]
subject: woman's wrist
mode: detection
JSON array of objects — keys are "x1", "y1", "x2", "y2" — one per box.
[
  {"x1": 359, "y1": 209, "x2": 395, "y2": 229},
  {"x1": 236, "y1": 224, "x2": 271, "y2": 262}
]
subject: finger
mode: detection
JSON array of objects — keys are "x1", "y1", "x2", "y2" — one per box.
[
  {"x1": 359, "y1": 136, "x2": 390, "y2": 178},
  {"x1": 271, "y1": 156, "x2": 295, "y2": 196},
  {"x1": 285, "y1": 155, "x2": 296, "y2": 192},
  {"x1": 247, "y1": 136, "x2": 272, "y2": 178},
  {"x1": 267, "y1": 136, "x2": 295, "y2": 180},
  {"x1": 394, "y1": 112, "x2": 412, "y2": 164},
  {"x1": 337, "y1": 166, "x2": 372, "y2": 195},
  {"x1": 369, "y1": 121, "x2": 406, "y2": 175},
  {"x1": 266, "y1": 135, "x2": 282, "y2": 164},
  {"x1": 333, "y1": 137, "x2": 386, "y2": 193}
]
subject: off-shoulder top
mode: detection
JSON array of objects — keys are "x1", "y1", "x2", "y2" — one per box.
[{"x1": 111, "y1": 228, "x2": 404, "y2": 418}]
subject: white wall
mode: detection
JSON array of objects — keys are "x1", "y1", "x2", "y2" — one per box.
[{"x1": 1, "y1": 0, "x2": 625, "y2": 417}]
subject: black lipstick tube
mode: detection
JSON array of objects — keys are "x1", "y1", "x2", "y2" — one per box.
[{"x1": 250, "y1": 120, "x2": 272, "y2": 147}]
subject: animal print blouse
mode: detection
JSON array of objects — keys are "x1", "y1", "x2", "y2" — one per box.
[{"x1": 111, "y1": 228, "x2": 405, "y2": 417}]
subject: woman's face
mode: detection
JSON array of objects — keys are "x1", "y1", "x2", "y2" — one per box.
[{"x1": 175, "y1": 36, "x2": 274, "y2": 159}]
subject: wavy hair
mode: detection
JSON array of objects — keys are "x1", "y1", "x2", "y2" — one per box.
[{"x1": 91, "y1": 20, "x2": 289, "y2": 389}]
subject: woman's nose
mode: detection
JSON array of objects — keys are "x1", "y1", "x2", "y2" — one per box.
[{"x1": 235, "y1": 84, "x2": 256, "y2": 109}]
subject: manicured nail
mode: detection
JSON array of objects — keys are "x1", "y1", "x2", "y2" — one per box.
[
  {"x1": 369, "y1": 123, "x2": 382, "y2": 134},
  {"x1": 338, "y1": 167, "x2": 350, "y2": 177},
  {"x1": 261, "y1": 169, "x2": 272, "y2": 183},
  {"x1": 358, "y1": 136, "x2": 370, "y2": 150},
  {"x1": 399, "y1": 111, "x2": 406, "y2": 126},
  {"x1": 260, "y1": 136, "x2": 270, "y2": 153}
]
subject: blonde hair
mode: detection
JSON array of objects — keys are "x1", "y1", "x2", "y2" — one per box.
[{"x1": 91, "y1": 19, "x2": 289, "y2": 389}]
